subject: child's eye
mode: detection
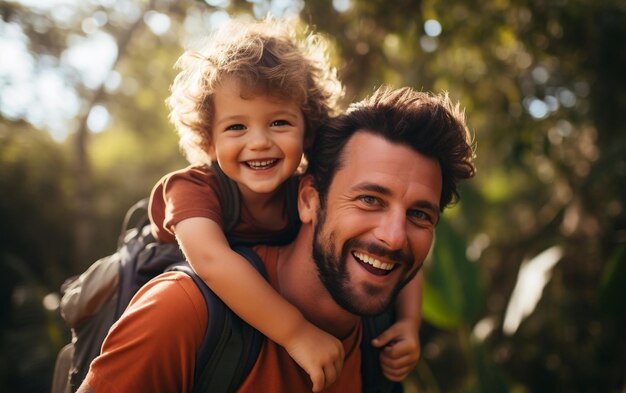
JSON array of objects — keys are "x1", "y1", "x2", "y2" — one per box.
[
  {"x1": 271, "y1": 119, "x2": 291, "y2": 127},
  {"x1": 225, "y1": 124, "x2": 246, "y2": 131}
]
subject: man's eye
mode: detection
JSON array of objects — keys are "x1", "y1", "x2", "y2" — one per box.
[
  {"x1": 225, "y1": 124, "x2": 246, "y2": 131},
  {"x1": 271, "y1": 119, "x2": 291, "y2": 127},
  {"x1": 359, "y1": 195, "x2": 380, "y2": 206},
  {"x1": 408, "y1": 210, "x2": 433, "y2": 223}
]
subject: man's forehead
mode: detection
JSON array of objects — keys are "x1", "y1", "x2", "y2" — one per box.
[
  {"x1": 340, "y1": 130, "x2": 409, "y2": 169},
  {"x1": 331, "y1": 130, "x2": 442, "y2": 205},
  {"x1": 336, "y1": 129, "x2": 380, "y2": 166}
]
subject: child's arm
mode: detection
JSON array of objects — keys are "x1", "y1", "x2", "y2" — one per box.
[
  {"x1": 371, "y1": 270, "x2": 422, "y2": 381},
  {"x1": 175, "y1": 217, "x2": 344, "y2": 392}
]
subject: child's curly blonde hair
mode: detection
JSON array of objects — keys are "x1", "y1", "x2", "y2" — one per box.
[{"x1": 167, "y1": 16, "x2": 344, "y2": 165}]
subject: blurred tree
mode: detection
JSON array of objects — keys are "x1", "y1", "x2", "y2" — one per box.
[
  {"x1": 0, "y1": 120, "x2": 74, "y2": 393},
  {"x1": 0, "y1": 120, "x2": 74, "y2": 290},
  {"x1": 0, "y1": 0, "x2": 624, "y2": 392}
]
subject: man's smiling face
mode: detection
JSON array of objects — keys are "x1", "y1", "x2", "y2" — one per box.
[{"x1": 312, "y1": 131, "x2": 442, "y2": 316}]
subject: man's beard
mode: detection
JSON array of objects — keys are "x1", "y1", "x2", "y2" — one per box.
[{"x1": 311, "y1": 207, "x2": 417, "y2": 316}]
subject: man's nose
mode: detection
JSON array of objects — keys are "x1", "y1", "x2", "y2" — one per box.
[
  {"x1": 373, "y1": 208, "x2": 407, "y2": 250},
  {"x1": 247, "y1": 127, "x2": 272, "y2": 150}
]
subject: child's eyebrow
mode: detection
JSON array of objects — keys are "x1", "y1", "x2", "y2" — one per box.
[
  {"x1": 215, "y1": 109, "x2": 300, "y2": 124},
  {"x1": 215, "y1": 115, "x2": 244, "y2": 124},
  {"x1": 267, "y1": 109, "x2": 301, "y2": 118}
]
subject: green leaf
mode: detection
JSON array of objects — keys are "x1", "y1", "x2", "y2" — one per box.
[
  {"x1": 599, "y1": 244, "x2": 626, "y2": 320},
  {"x1": 422, "y1": 220, "x2": 484, "y2": 329},
  {"x1": 422, "y1": 279, "x2": 463, "y2": 329}
]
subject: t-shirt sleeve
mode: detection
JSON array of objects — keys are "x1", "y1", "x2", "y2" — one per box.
[
  {"x1": 149, "y1": 166, "x2": 224, "y2": 243},
  {"x1": 83, "y1": 272, "x2": 208, "y2": 393}
]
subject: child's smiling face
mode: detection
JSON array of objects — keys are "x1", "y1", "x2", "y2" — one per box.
[{"x1": 210, "y1": 77, "x2": 306, "y2": 197}]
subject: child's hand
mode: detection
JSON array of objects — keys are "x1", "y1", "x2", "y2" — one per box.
[
  {"x1": 371, "y1": 319, "x2": 421, "y2": 381},
  {"x1": 284, "y1": 322, "x2": 345, "y2": 392}
]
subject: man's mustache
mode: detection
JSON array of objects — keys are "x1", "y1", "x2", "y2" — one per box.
[{"x1": 343, "y1": 238, "x2": 414, "y2": 268}]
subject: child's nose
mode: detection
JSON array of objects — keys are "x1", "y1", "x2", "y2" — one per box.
[{"x1": 248, "y1": 128, "x2": 272, "y2": 150}]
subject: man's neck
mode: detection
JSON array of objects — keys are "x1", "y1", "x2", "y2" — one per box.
[{"x1": 275, "y1": 226, "x2": 360, "y2": 339}]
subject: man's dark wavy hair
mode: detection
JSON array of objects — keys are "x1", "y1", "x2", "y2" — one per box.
[{"x1": 306, "y1": 85, "x2": 476, "y2": 211}]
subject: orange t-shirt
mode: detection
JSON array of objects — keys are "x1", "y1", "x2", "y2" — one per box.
[
  {"x1": 149, "y1": 165, "x2": 295, "y2": 244},
  {"x1": 84, "y1": 246, "x2": 363, "y2": 393}
]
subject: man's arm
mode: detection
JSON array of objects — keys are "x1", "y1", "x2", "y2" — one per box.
[{"x1": 76, "y1": 272, "x2": 207, "y2": 393}]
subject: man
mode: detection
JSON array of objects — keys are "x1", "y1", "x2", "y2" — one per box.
[{"x1": 78, "y1": 86, "x2": 475, "y2": 393}]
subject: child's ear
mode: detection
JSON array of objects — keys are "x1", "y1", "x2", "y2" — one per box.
[{"x1": 298, "y1": 175, "x2": 319, "y2": 224}]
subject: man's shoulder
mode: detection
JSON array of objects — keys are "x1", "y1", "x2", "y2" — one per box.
[
  {"x1": 137, "y1": 271, "x2": 201, "y2": 298},
  {"x1": 83, "y1": 271, "x2": 206, "y2": 393},
  {"x1": 131, "y1": 271, "x2": 207, "y2": 323}
]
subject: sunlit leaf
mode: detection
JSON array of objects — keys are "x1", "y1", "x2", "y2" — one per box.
[{"x1": 502, "y1": 246, "x2": 562, "y2": 336}]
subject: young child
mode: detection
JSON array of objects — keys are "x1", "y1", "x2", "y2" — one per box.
[{"x1": 149, "y1": 17, "x2": 422, "y2": 391}]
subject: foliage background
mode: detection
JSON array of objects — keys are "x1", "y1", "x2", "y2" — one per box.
[{"x1": 1, "y1": 0, "x2": 624, "y2": 392}]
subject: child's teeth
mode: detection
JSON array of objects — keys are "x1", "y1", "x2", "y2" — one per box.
[{"x1": 248, "y1": 159, "x2": 276, "y2": 169}]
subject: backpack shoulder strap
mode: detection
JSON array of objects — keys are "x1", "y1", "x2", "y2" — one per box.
[
  {"x1": 117, "y1": 198, "x2": 150, "y2": 249},
  {"x1": 361, "y1": 309, "x2": 403, "y2": 393},
  {"x1": 209, "y1": 164, "x2": 241, "y2": 233},
  {"x1": 171, "y1": 245, "x2": 266, "y2": 393}
]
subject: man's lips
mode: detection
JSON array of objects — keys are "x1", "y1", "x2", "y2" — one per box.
[
  {"x1": 244, "y1": 159, "x2": 279, "y2": 170},
  {"x1": 352, "y1": 251, "x2": 396, "y2": 276}
]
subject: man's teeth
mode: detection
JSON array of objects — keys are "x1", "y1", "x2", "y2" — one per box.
[
  {"x1": 247, "y1": 159, "x2": 277, "y2": 169},
  {"x1": 353, "y1": 251, "x2": 394, "y2": 271}
]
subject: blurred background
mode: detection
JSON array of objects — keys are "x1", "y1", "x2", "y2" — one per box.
[{"x1": 1, "y1": 0, "x2": 625, "y2": 392}]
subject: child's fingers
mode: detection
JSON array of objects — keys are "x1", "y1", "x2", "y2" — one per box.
[
  {"x1": 383, "y1": 338, "x2": 420, "y2": 358},
  {"x1": 380, "y1": 350, "x2": 416, "y2": 369},
  {"x1": 309, "y1": 349, "x2": 344, "y2": 392},
  {"x1": 379, "y1": 342, "x2": 420, "y2": 381},
  {"x1": 333, "y1": 351, "x2": 344, "y2": 380},
  {"x1": 310, "y1": 362, "x2": 342, "y2": 392},
  {"x1": 381, "y1": 362, "x2": 415, "y2": 381},
  {"x1": 321, "y1": 348, "x2": 343, "y2": 391},
  {"x1": 381, "y1": 348, "x2": 420, "y2": 370},
  {"x1": 321, "y1": 362, "x2": 339, "y2": 390},
  {"x1": 309, "y1": 367, "x2": 325, "y2": 392},
  {"x1": 371, "y1": 324, "x2": 401, "y2": 348}
]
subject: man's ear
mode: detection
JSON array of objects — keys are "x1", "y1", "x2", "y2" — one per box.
[{"x1": 298, "y1": 175, "x2": 319, "y2": 224}]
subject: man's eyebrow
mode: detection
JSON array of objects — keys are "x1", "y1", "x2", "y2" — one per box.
[{"x1": 351, "y1": 182, "x2": 392, "y2": 196}]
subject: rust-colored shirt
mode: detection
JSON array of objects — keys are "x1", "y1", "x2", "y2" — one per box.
[
  {"x1": 149, "y1": 165, "x2": 294, "y2": 244},
  {"x1": 84, "y1": 246, "x2": 363, "y2": 393}
]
